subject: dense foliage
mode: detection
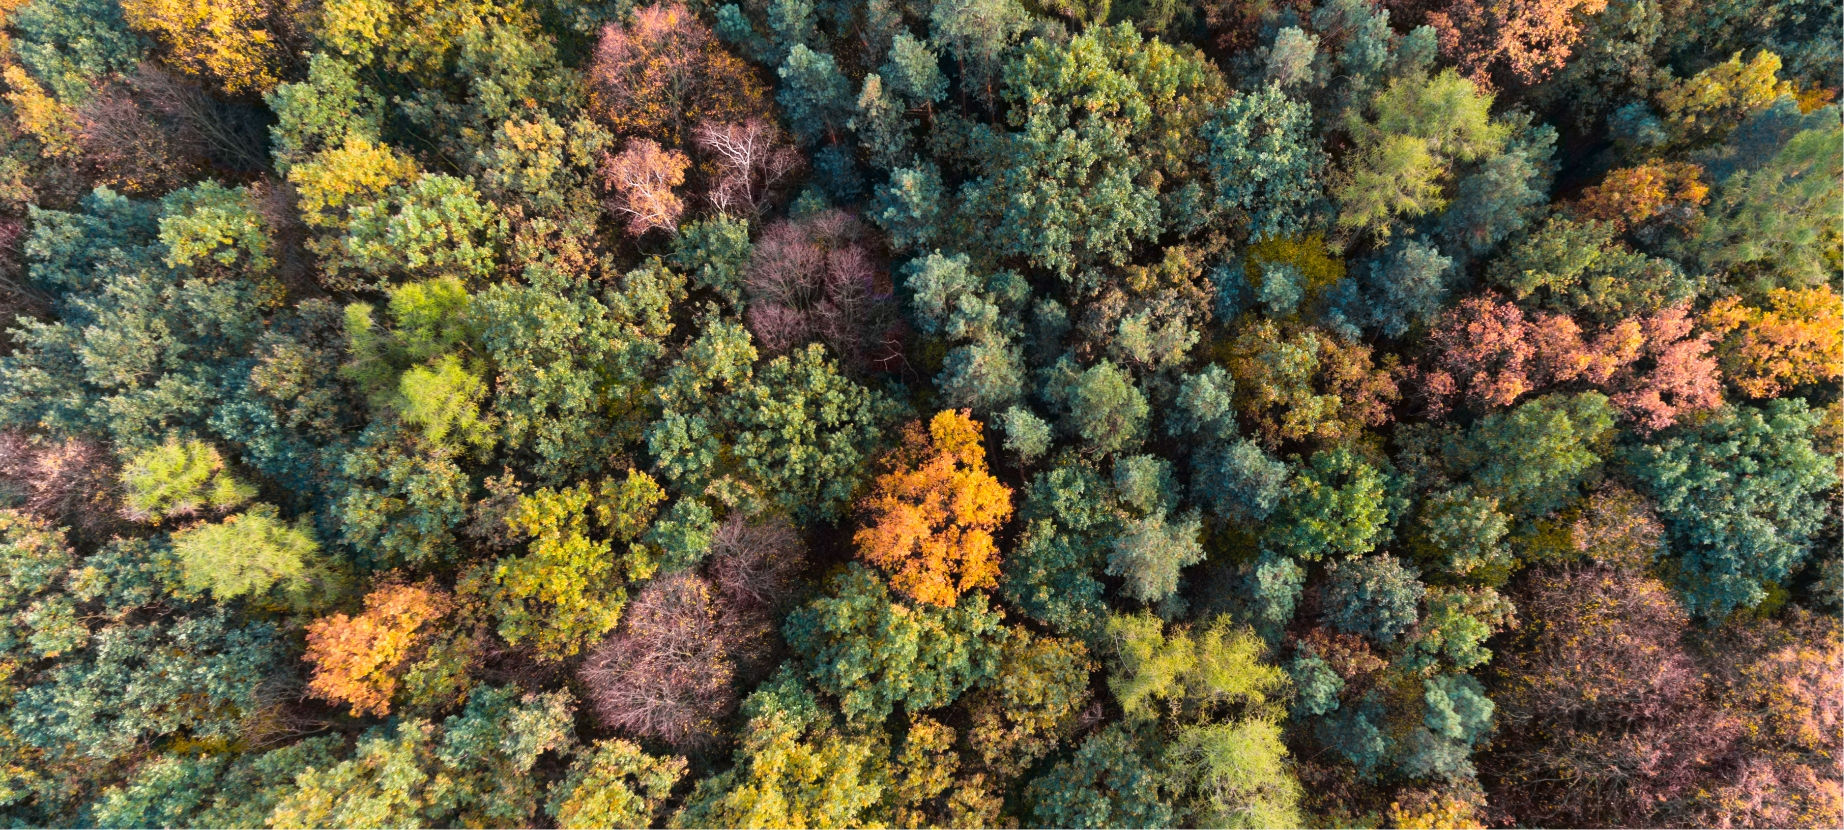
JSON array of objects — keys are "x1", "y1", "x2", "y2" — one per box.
[{"x1": 0, "y1": 0, "x2": 1836, "y2": 826}]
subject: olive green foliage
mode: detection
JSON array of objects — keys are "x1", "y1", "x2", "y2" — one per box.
[{"x1": 786, "y1": 564, "x2": 1008, "y2": 723}]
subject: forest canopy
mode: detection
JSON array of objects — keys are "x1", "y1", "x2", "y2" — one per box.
[{"x1": 0, "y1": 0, "x2": 1837, "y2": 826}]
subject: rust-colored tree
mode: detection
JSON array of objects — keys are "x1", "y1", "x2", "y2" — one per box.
[
  {"x1": 1574, "y1": 162, "x2": 1710, "y2": 232},
  {"x1": 303, "y1": 581, "x2": 454, "y2": 717},
  {"x1": 600, "y1": 138, "x2": 691, "y2": 237},
  {"x1": 855, "y1": 410, "x2": 1013, "y2": 608},
  {"x1": 588, "y1": 2, "x2": 768, "y2": 148},
  {"x1": 1421, "y1": 295, "x2": 1721, "y2": 430},
  {"x1": 1395, "y1": 0, "x2": 1610, "y2": 87},
  {"x1": 1484, "y1": 566, "x2": 1741, "y2": 826}
]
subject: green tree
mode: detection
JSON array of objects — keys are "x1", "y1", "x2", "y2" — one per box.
[
  {"x1": 785, "y1": 564, "x2": 1007, "y2": 722},
  {"x1": 1444, "y1": 393, "x2": 1616, "y2": 519},
  {"x1": 547, "y1": 740, "x2": 687, "y2": 829},
  {"x1": 1025, "y1": 723, "x2": 1174, "y2": 829},
  {"x1": 120, "y1": 439, "x2": 256, "y2": 522},
  {"x1": 1336, "y1": 70, "x2": 1510, "y2": 237},
  {"x1": 171, "y1": 504, "x2": 347, "y2": 612},
  {"x1": 484, "y1": 471, "x2": 665, "y2": 661},
  {"x1": 961, "y1": 24, "x2": 1225, "y2": 276},
  {"x1": 1624, "y1": 400, "x2": 1836, "y2": 618},
  {"x1": 1263, "y1": 446, "x2": 1395, "y2": 561},
  {"x1": 673, "y1": 668, "x2": 889, "y2": 828},
  {"x1": 1324, "y1": 554, "x2": 1426, "y2": 647}
]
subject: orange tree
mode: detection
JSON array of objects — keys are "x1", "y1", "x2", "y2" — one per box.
[{"x1": 855, "y1": 410, "x2": 1013, "y2": 607}]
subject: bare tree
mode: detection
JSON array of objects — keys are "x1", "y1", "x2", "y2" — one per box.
[
  {"x1": 694, "y1": 118, "x2": 802, "y2": 218},
  {"x1": 581, "y1": 573, "x2": 737, "y2": 749},
  {"x1": 740, "y1": 210, "x2": 898, "y2": 370}
]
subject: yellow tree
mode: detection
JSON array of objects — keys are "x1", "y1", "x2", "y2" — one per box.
[
  {"x1": 855, "y1": 410, "x2": 1012, "y2": 607},
  {"x1": 120, "y1": 0, "x2": 282, "y2": 95}
]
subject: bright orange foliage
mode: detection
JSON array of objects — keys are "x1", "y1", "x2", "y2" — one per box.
[
  {"x1": 1575, "y1": 163, "x2": 1710, "y2": 231},
  {"x1": 855, "y1": 410, "x2": 1013, "y2": 608},
  {"x1": 303, "y1": 581, "x2": 453, "y2": 717},
  {"x1": 1703, "y1": 287, "x2": 1844, "y2": 398}
]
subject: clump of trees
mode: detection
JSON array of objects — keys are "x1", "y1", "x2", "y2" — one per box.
[{"x1": 0, "y1": 0, "x2": 1835, "y2": 825}]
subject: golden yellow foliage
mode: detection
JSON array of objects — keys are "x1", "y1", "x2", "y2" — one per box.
[
  {"x1": 855, "y1": 410, "x2": 1013, "y2": 608},
  {"x1": 286, "y1": 136, "x2": 420, "y2": 229},
  {"x1": 1575, "y1": 162, "x2": 1710, "y2": 231},
  {"x1": 2, "y1": 66, "x2": 81, "y2": 159},
  {"x1": 120, "y1": 0, "x2": 282, "y2": 95}
]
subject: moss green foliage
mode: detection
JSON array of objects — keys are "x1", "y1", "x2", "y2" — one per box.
[{"x1": 0, "y1": 1, "x2": 1833, "y2": 826}]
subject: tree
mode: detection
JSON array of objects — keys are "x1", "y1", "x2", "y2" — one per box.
[
  {"x1": 120, "y1": 439, "x2": 255, "y2": 522},
  {"x1": 694, "y1": 118, "x2": 802, "y2": 218},
  {"x1": 1410, "y1": 0, "x2": 1610, "y2": 87},
  {"x1": 1323, "y1": 555, "x2": 1425, "y2": 645},
  {"x1": 547, "y1": 740, "x2": 688, "y2": 830},
  {"x1": 742, "y1": 210, "x2": 894, "y2": 369},
  {"x1": 589, "y1": 2, "x2": 768, "y2": 148},
  {"x1": 1108, "y1": 511, "x2": 1205, "y2": 604},
  {"x1": 1444, "y1": 392, "x2": 1616, "y2": 518},
  {"x1": 672, "y1": 668, "x2": 888, "y2": 829},
  {"x1": 1043, "y1": 358, "x2": 1150, "y2": 455},
  {"x1": 1485, "y1": 566, "x2": 1735, "y2": 826},
  {"x1": 1025, "y1": 724, "x2": 1174, "y2": 829},
  {"x1": 581, "y1": 573, "x2": 742, "y2": 748},
  {"x1": 1102, "y1": 612, "x2": 1287, "y2": 724},
  {"x1": 264, "y1": 53, "x2": 386, "y2": 171},
  {"x1": 119, "y1": 0, "x2": 280, "y2": 94},
  {"x1": 961, "y1": 24, "x2": 1225, "y2": 276},
  {"x1": 170, "y1": 505, "x2": 346, "y2": 611},
  {"x1": 776, "y1": 45, "x2": 853, "y2": 146},
  {"x1": 1264, "y1": 446, "x2": 1394, "y2": 562},
  {"x1": 270, "y1": 687, "x2": 577, "y2": 829},
  {"x1": 1574, "y1": 162, "x2": 1710, "y2": 231},
  {"x1": 600, "y1": 139, "x2": 691, "y2": 236},
  {"x1": 1224, "y1": 320, "x2": 1400, "y2": 448},
  {"x1": 784, "y1": 564, "x2": 1007, "y2": 722},
  {"x1": 1485, "y1": 215, "x2": 1697, "y2": 323},
  {"x1": 1623, "y1": 400, "x2": 1835, "y2": 618},
  {"x1": 856, "y1": 410, "x2": 1012, "y2": 607},
  {"x1": 1691, "y1": 119, "x2": 1841, "y2": 293},
  {"x1": 483, "y1": 471, "x2": 664, "y2": 661},
  {"x1": 1001, "y1": 463, "x2": 1119, "y2": 638},
  {"x1": 1165, "y1": 718, "x2": 1305, "y2": 828},
  {"x1": 1702, "y1": 286, "x2": 1843, "y2": 398},
  {"x1": 929, "y1": 0, "x2": 1030, "y2": 103},
  {"x1": 1337, "y1": 69, "x2": 1509, "y2": 237},
  {"x1": 303, "y1": 581, "x2": 454, "y2": 717},
  {"x1": 1420, "y1": 295, "x2": 1721, "y2": 431},
  {"x1": 1202, "y1": 83, "x2": 1327, "y2": 241},
  {"x1": 1655, "y1": 51, "x2": 1793, "y2": 144},
  {"x1": 965, "y1": 628, "x2": 1095, "y2": 772}
]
